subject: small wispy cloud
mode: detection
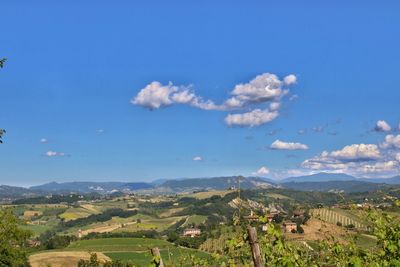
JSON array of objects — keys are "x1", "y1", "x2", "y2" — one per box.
[
  {"x1": 270, "y1": 140, "x2": 309, "y2": 150},
  {"x1": 96, "y1": 129, "x2": 105, "y2": 134},
  {"x1": 193, "y1": 156, "x2": 203, "y2": 161},
  {"x1": 45, "y1": 151, "x2": 66, "y2": 157},
  {"x1": 40, "y1": 138, "x2": 48, "y2": 143},
  {"x1": 374, "y1": 120, "x2": 391, "y2": 132}
]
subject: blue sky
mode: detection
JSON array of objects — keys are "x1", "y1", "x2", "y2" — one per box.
[{"x1": 1, "y1": 1, "x2": 400, "y2": 186}]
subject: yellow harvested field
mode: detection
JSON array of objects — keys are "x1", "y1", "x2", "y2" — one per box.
[
  {"x1": 287, "y1": 219, "x2": 349, "y2": 243},
  {"x1": 29, "y1": 251, "x2": 110, "y2": 267}
]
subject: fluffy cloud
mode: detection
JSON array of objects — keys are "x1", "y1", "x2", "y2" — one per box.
[
  {"x1": 253, "y1": 166, "x2": 270, "y2": 176},
  {"x1": 270, "y1": 140, "x2": 309, "y2": 150},
  {"x1": 381, "y1": 134, "x2": 400, "y2": 149},
  {"x1": 228, "y1": 73, "x2": 289, "y2": 106},
  {"x1": 283, "y1": 74, "x2": 297, "y2": 85},
  {"x1": 375, "y1": 120, "x2": 392, "y2": 132},
  {"x1": 329, "y1": 144, "x2": 381, "y2": 161},
  {"x1": 192, "y1": 156, "x2": 203, "y2": 161},
  {"x1": 301, "y1": 142, "x2": 400, "y2": 178},
  {"x1": 133, "y1": 73, "x2": 297, "y2": 127},
  {"x1": 225, "y1": 109, "x2": 278, "y2": 127},
  {"x1": 45, "y1": 151, "x2": 65, "y2": 157}
]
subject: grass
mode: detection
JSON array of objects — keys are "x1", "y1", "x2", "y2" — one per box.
[
  {"x1": 67, "y1": 237, "x2": 173, "y2": 251},
  {"x1": 114, "y1": 216, "x2": 186, "y2": 232},
  {"x1": 20, "y1": 224, "x2": 53, "y2": 236},
  {"x1": 182, "y1": 215, "x2": 207, "y2": 226},
  {"x1": 66, "y1": 237, "x2": 211, "y2": 266},
  {"x1": 266, "y1": 193, "x2": 291, "y2": 199},
  {"x1": 105, "y1": 248, "x2": 210, "y2": 267},
  {"x1": 185, "y1": 190, "x2": 231, "y2": 200},
  {"x1": 354, "y1": 234, "x2": 377, "y2": 249}
]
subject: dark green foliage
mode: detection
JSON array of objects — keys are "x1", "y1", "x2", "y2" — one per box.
[
  {"x1": 174, "y1": 236, "x2": 206, "y2": 249},
  {"x1": 12, "y1": 194, "x2": 100, "y2": 205},
  {"x1": 43, "y1": 234, "x2": 77, "y2": 249},
  {"x1": 0, "y1": 58, "x2": 6, "y2": 68},
  {"x1": 83, "y1": 230, "x2": 160, "y2": 240},
  {"x1": 0, "y1": 129, "x2": 5, "y2": 144},
  {"x1": 78, "y1": 253, "x2": 136, "y2": 267},
  {"x1": 0, "y1": 208, "x2": 31, "y2": 266}
]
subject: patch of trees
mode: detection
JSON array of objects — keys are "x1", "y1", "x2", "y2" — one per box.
[
  {"x1": 12, "y1": 194, "x2": 102, "y2": 205},
  {"x1": 167, "y1": 231, "x2": 206, "y2": 249},
  {"x1": 83, "y1": 230, "x2": 160, "y2": 239},
  {"x1": 0, "y1": 208, "x2": 31, "y2": 266},
  {"x1": 42, "y1": 234, "x2": 77, "y2": 249},
  {"x1": 78, "y1": 253, "x2": 136, "y2": 267},
  {"x1": 62, "y1": 208, "x2": 138, "y2": 228}
]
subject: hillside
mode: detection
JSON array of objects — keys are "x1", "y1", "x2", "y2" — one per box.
[
  {"x1": 281, "y1": 173, "x2": 357, "y2": 183},
  {"x1": 30, "y1": 182, "x2": 153, "y2": 193},
  {"x1": 160, "y1": 176, "x2": 273, "y2": 192},
  {"x1": 281, "y1": 180, "x2": 389, "y2": 193}
]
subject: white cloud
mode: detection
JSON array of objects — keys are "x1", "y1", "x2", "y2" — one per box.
[
  {"x1": 132, "y1": 73, "x2": 297, "y2": 127},
  {"x1": 329, "y1": 144, "x2": 381, "y2": 161},
  {"x1": 193, "y1": 156, "x2": 203, "y2": 161},
  {"x1": 132, "y1": 81, "x2": 176, "y2": 109},
  {"x1": 375, "y1": 120, "x2": 391, "y2": 132},
  {"x1": 229, "y1": 73, "x2": 289, "y2": 106},
  {"x1": 253, "y1": 166, "x2": 270, "y2": 176},
  {"x1": 270, "y1": 140, "x2": 309, "y2": 150},
  {"x1": 396, "y1": 153, "x2": 400, "y2": 162},
  {"x1": 381, "y1": 134, "x2": 400, "y2": 149},
  {"x1": 301, "y1": 142, "x2": 400, "y2": 178},
  {"x1": 45, "y1": 151, "x2": 65, "y2": 157},
  {"x1": 40, "y1": 138, "x2": 48, "y2": 143},
  {"x1": 283, "y1": 74, "x2": 297, "y2": 85},
  {"x1": 224, "y1": 109, "x2": 278, "y2": 127}
]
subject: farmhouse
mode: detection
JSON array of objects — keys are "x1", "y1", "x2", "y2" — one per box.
[
  {"x1": 282, "y1": 221, "x2": 297, "y2": 233},
  {"x1": 183, "y1": 228, "x2": 201, "y2": 237},
  {"x1": 23, "y1": 210, "x2": 43, "y2": 219}
]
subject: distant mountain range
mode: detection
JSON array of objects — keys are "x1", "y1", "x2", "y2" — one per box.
[
  {"x1": 1, "y1": 172, "x2": 400, "y2": 200},
  {"x1": 30, "y1": 181, "x2": 153, "y2": 193}
]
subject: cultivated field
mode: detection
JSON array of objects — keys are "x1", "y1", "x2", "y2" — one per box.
[
  {"x1": 29, "y1": 251, "x2": 110, "y2": 267},
  {"x1": 310, "y1": 208, "x2": 367, "y2": 230}
]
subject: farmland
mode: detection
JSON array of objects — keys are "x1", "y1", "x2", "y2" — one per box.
[
  {"x1": 4, "y1": 185, "x2": 399, "y2": 266},
  {"x1": 310, "y1": 208, "x2": 367, "y2": 229}
]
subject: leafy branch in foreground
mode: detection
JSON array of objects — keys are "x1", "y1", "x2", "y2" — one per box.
[
  {"x1": 0, "y1": 58, "x2": 6, "y2": 68},
  {"x1": 0, "y1": 129, "x2": 6, "y2": 144}
]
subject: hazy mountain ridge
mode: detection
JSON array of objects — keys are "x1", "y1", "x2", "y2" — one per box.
[
  {"x1": 1, "y1": 173, "x2": 400, "y2": 199},
  {"x1": 281, "y1": 180, "x2": 390, "y2": 193},
  {"x1": 30, "y1": 181, "x2": 153, "y2": 193}
]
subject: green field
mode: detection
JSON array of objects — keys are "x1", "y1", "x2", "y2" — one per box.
[
  {"x1": 182, "y1": 215, "x2": 207, "y2": 226},
  {"x1": 20, "y1": 224, "x2": 53, "y2": 236},
  {"x1": 65, "y1": 237, "x2": 210, "y2": 266},
  {"x1": 67, "y1": 237, "x2": 172, "y2": 251}
]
